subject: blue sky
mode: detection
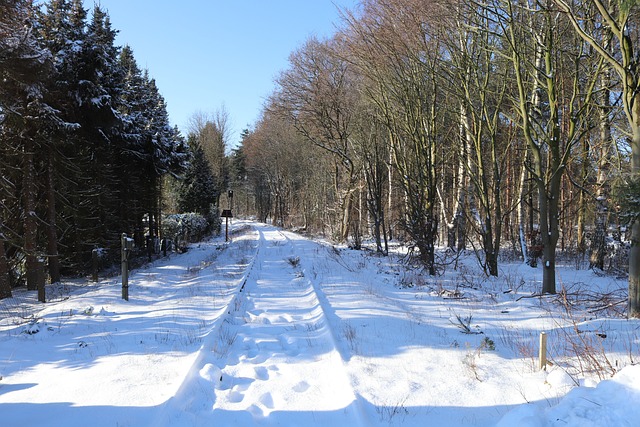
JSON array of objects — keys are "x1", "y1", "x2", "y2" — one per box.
[{"x1": 83, "y1": 1, "x2": 359, "y2": 147}]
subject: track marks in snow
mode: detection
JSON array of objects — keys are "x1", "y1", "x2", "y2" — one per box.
[
  {"x1": 208, "y1": 225, "x2": 368, "y2": 426},
  {"x1": 152, "y1": 228, "x2": 261, "y2": 426}
]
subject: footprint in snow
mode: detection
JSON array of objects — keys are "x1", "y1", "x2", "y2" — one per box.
[
  {"x1": 199, "y1": 363, "x2": 222, "y2": 385},
  {"x1": 259, "y1": 392, "x2": 275, "y2": 409},
  {"x1": 254, "y1": 366, "x2": 269, "y2": 381},
  {"x1": 228, "y1": 390, "x2": 244, "y2": 403},
  {"x1": 248, "y1": 404, "x2": 264, "y2": 419},
  {"x1": 293, "y1": 381, "x2": 311, "y2": 393}
]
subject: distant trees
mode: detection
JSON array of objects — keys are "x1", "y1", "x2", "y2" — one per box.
[
  {"x1": 187, "y1": 108, "x2": 230, "y2": 205},
  {"x1": 178, "y1": 135, "x2": 218, "y2": 219},
  {"x1": 273, "y1": 37, "x2": 361, "y2": 241},
  {"x1": 0, "y1": 0, "x2": 188, "y2": 296},
  {"x1": 494, "y1": 0, "x2": 602, "y2": 294},
  {"x1": 241, "y1": 107, "x2": 328, "y2": 229}
]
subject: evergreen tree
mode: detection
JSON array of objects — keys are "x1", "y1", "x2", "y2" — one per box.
[
  {"x1": 118, "y1": 48, "x2": 187, "y2": 243},
  {"x1": 178, "y1": 136, "x2": 218, "y2": 217},
  {"x1": 33, "y1": 0, "x2": 87, "y2": 283},
  {"x1": 1, "y1": 0, "x2": 58, "y2": 291},
  {"x1": 0, "y1": 0, "x2": 50, "y2": 296}
]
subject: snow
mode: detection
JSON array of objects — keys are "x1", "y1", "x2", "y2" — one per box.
[{"x1": 1, "y1": 221, "x2": 638, "y2": 427}]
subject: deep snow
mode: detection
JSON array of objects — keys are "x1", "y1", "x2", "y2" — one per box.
[{"x1": 0, "y1": 221, "x2": 638, "y2": 426}]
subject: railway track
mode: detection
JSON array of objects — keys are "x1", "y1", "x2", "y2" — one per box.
[{"x1": 161, "y1": 223, "x2": 369, "y2": 426}]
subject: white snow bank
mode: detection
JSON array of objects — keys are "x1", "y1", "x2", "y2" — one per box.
[{"x1": 498, "y1": 364, "x2": 640, "y2": 427}]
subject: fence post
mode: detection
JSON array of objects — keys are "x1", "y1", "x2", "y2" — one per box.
[
  {"x1": 161, "y1": 238, "x2": 167, "y2": 257},
  {"x1": 539, "y1": 332, "x2": 547, "y2": 370},
  {"x1": 92, "y1": 248, "x2": 99, "y2": 282},
  {"x1": 36, "y1": 259, "x2": 46, "y2": 303},
  {"x1": 121, "y1": 233, "x2": 129, "y2": 301}
]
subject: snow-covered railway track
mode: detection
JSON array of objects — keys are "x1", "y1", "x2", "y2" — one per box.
[{"x1": 163, "y1": 223, "x2": 369, "y2": 426}]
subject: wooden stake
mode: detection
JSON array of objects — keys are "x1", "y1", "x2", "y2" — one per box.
[
  {"x1": 539, "y1": 331, "x2": 547, "y2": 370},
  {"x1": 121, "y1": 233, "x2": 129, "y2": 301}
]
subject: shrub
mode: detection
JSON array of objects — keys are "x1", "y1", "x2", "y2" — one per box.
[{"x1": 162, "y1": 213, "x2": 210, "y2": 248}]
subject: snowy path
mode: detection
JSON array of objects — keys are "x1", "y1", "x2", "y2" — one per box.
[{"x1": 160, "y1": 224, "x2": 370, "y2": 426}]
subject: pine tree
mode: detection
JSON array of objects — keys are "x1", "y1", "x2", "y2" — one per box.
[
  {"x1": 1, "y1": 0, "x2": 57, "y2": 291},
  {"x1": 33, "y1": 0, "x2": 87, "y2": 283},
  {"x1": 178, "y1": 136, "x2": 218, "y2": 217}
]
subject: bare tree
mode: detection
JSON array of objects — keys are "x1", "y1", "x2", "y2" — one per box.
[
  {"x1": 342, "y1": 0, "x2": 446, "y2": 273},
  {"x1": 554, "y1": 0, "x2": 640, "y2": 317},
  {"x1": 352, "y1": 102, "x2": 390, "y2": 254},
  {"x1": 187, "y1": 107, "x2": 231, "y2": 208},
  {"x1": 272, "y1": 36, "x2": 360, "y2": 242},
  {"x1": 590, "y1": 57, "x2": 616, "y2": 269},
  {"x1": 499, "y1": 0, "x2": 601, "y2": 293},
  {"x1": 244, "y1": 105, "x2": 329, "y2": 230},
  {"x1": 442, "y1": 1, "x2": 517, "y2": 276}
]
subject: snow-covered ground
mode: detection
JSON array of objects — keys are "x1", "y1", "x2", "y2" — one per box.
[{"x1": 1, "y1": 221, "x2": 638, "y2": 426}]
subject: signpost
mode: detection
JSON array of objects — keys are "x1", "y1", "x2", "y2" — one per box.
[
  {"x1": 221, "y1": 209, "x2": 233, "y2": 242},
  {"x1": 222, "y1": 190, "x2": 234, "y2": 242}
]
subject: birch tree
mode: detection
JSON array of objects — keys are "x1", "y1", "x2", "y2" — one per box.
[
  {"x1": 342, "y1": 0, "x2": 445, "y2": 273},
  {"x1": 554, "y1": 0, "x2": 640, "y2": 317},
  {"x1": 499, "y1": 0, "x2": 601, "y2": 293},
  {"x1": 444, "y1": 1, "x2": 514, "y2": 276}
]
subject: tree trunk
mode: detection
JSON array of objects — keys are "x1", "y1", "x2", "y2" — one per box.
[
  {"x1": 416, "y1": 217, "x2": 437, "y2": 276},
  {"x1": 590, "y1": 65, "x2": 613, "y2": 270},
  {"x1": 538, "y1": 39, "x2": 563, "y2": 295},
  {"x1": 364, "y1": 153, "x2": 386, "y2": 254},
  {"x1": 0, "y1": 235, "x2": 11, "y2": 299},
  {"x1": 551, "y1": 0, "x2": 640, "y2": 318},
  {"x1": 483, "y1": 215, "x2": 499, "y2": 277},
  {"x1": 517, "y1": 151, "x2": 529, "y2": 263},
  {"x1": 23, "y1": 138, "x2": 39, "y2": 291},
  {"x1": 576, "y1": 137, "x2": 589, "y2": 257},
  {"x1": 539, "y1": 176, "x2": 560, "y2": 295},
  {"x1": 46, "y1": 149, "x2": 60, "y2": 283},
  {"x1": 628, "y1": 113, "x2": 640, "y2": 318},
  {"x1": 444, "y1": 103, "x2": 469, "y2": 252}
]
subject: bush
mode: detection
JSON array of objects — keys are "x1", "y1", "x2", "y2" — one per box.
[
  {"x1": 205, "y1": 209, "x2": 222, "y2": 235},
  {"x1": 162, "y1": 213, "x2": 210, "y2": 249}
]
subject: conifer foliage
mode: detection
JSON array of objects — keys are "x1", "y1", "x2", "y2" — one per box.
[
  {"x1": 0, "y1": 0, "x2": 188, "y2": 296},
  {"x1": 178, "y1": 135, "x2": 218, "y2": 218}
]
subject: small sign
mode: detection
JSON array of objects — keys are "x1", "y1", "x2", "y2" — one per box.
[
  {"x1": 124, "y1": 237, "x2": 134, "y2": 250},
  {"x1": 221, "y1": 209, "x2": 233, "y2": 218}
]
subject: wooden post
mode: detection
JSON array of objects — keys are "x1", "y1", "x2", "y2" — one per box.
[
  {"x1": 121, "y1": 233, "x2": 129, "y2": 301},
  {"x1": 36, "y1": 259, "x2": 46, "y2": 303},
  {"x1": 147, "y1": 236, "x2": 152, "y2": 262},
  {"x1": 227, "y1": 190, "x2": 233, "y2": 241},
  {"x1": 221, "y1": 209, "x2": 233, "y2": 242},
  {"x1": 92, "y1": 248, "x2": 99, "y2": 282},
  {"x1": 539, "y1": 331, "x2": 547, "y2": 370}
]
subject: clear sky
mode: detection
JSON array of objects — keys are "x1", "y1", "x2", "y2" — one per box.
[{"x1": 82, "y1": 1, "x2": 359, "y2": 147}]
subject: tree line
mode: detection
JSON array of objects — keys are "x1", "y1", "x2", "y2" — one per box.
[
  {"x1": 0, "y1": 0, "x2": 201, "y2": 299},
  {"x1": 231, "y1": 0, "x2": 640, "y2": 318}
]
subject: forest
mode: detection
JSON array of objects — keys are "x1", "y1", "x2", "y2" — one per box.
[
  {"x1": 0, "y1": 0, "x2": 228, "y2": 299},
  {"x1": 234, "y1": 0, "x2": 640, "y2": 318},
  {"x1": 2, "y1": 0, "x2": 640, "y2": 318}
]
